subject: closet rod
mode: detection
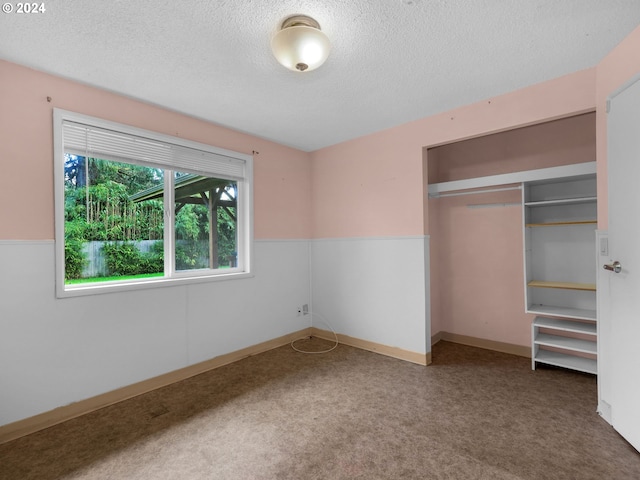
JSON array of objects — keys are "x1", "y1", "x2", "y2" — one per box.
[{"x1": 429, "y1": 185, "x2": 521, "y2": 199}]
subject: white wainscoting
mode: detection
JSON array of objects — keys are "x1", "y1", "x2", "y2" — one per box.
[
  {"x1": 0, "y1": 239, "x2": 310, "y2": 426},
  {"x1": 310, "y1": 236, "x2": 430, "y2": 356}
]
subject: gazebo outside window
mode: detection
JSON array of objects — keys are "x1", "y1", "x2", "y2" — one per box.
[{"x1": 130, "y1": 173, "x2": 238, "y2": 270}]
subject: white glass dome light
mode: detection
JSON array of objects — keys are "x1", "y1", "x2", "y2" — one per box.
[{"x1": 271, "y1": 15, "x2": 331, "y2": 72}]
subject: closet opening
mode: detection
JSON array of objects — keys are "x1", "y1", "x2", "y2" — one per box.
[{"x1": 426, "y1": 112, "x2": 596, "y2": 362}]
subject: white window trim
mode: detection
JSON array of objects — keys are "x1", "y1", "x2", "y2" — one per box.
[{"x1": 53, "y1": 109, "x2": 254, "y2": 298}]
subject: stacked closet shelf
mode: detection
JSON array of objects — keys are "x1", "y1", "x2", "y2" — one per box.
[{"x1": 523, "y1": 169, "x2": 597, "y2": 374}]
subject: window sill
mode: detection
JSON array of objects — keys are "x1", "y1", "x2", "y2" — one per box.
[{"x1": 56, "y1": 271, "x2": 254, "y2": 298}]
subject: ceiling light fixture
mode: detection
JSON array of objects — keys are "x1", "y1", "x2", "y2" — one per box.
[{"x1": 271, "y1": 15, "x2": 331, "y2": 72}]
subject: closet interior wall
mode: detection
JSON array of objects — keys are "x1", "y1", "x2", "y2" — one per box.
[{"x1": 428, "y1": 112, "x2": 596, "y2": 350}]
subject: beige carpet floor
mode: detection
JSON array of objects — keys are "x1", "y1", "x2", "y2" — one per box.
[{"x1": 1, "y1": 339, "x2": 639, "y2": 479}]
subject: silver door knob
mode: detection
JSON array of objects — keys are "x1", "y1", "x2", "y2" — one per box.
[{"x1": 603, "y1": 261, "x2": 622, "y2": 273}]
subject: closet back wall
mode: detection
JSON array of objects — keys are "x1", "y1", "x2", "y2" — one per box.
[{"x1": 428, "y1": 113, "x2": 596, "y2": 348}]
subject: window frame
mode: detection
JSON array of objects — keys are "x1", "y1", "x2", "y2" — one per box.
[{"x1": 53, "y1": 109, "x2": 253, "y2": 298}]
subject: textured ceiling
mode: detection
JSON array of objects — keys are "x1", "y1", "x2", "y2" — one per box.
[{"x1": 1, "y1": 1, "x2": 640, "y2": 151}]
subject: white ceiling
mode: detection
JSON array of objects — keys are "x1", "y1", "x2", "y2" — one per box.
[{"x1": 1, "y1": 1, "x2": 640, "y2": 151}]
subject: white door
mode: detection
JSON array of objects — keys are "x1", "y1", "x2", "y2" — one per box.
[{"x1": 607, "y1": 75, "x2": 640, "y2": 452}]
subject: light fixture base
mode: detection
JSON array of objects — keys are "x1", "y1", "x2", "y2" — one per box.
[{"x1": 281, "y1": 15, "x2": 321, "y2": 30}]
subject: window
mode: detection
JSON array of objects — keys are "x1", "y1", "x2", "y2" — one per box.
[{"x1": 54, "y1": 110, "x2": 253, "y2": 297}]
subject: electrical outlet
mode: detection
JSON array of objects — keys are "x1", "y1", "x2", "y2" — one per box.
[{"x1": 302, "y1": 304, "x2": 309, "y2": 315}]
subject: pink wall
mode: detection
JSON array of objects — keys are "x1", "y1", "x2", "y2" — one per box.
[
  {"x1": 429, "y1": 190, "x2": 529, "y2": 341},
  {"x1": 1, "y1": 56, "x2": 596, "y2": 242},
  {"x1": 310, "y1": 131, "x2": 423, "y2": 238},
  {"x1": 596, "y1": 24, "x2": 640, "y2": 229},
  {"x1": 0, "y1": 60, "x2": 312, "y2": 240},
  {"x1": 311, "y1": 68, "x2": 596, "y2": 239}
]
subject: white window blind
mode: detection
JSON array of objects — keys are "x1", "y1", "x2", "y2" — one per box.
[{"x1": 63, "y1": 121, "x2": 246, "y2": 180}]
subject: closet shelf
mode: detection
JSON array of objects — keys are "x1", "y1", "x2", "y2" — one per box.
[
  {"x1": 528, "y1": 280, "x2": 596, "y2": 291},
  {"x1": 524, "y1": 196, "x2": 597, "y2": 207},
  {"x1": 533, "y1": 316, "x2": 596, "y2": 335},
  {"x1": 534, "y1": 350, "x2": 597, "y2": 375},
  {"x1": 428, "y1": 162, "x2": 596, "y2": 196},
  {"x1": 527, "y1": 305, "x2": 596, "y2": 321},
  {"x1": 526, "y1": 220, "x2": 597, "y2": 227},
  {"x1": 534, "y1": 333, "x2": 597, "y2": 354}
]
